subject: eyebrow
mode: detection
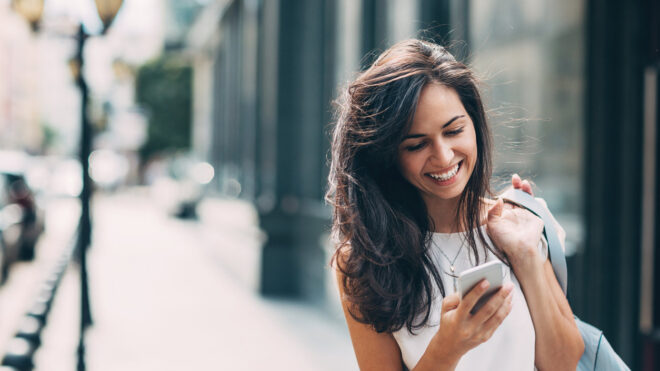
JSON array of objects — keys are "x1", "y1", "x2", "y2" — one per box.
[{"x1": 403, "y1": 115, "x2": 465, "y2": 139}]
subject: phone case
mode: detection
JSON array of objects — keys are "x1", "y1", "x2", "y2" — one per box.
[{"x1": 457, "y1": 260, "x2": 504, "y2": 313}]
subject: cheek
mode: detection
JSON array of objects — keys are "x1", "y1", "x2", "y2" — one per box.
[
  {"x1": 462, "y1": 130, "x2": 479, "y2": 165},
  {"x1": 397, "y1": 153, "x2": 420, "y2": 179},
  {"x1": 465, "y1": 140, "x2": 478, "y2": 163}
]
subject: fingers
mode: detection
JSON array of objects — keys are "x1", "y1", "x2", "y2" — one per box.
[
  {"x1": 487, "y1": 198, "x2": 504, "y2": 221},
  {"x1": 445, "y1": 282, "x2": 515, "y2": 350},
  {"x1": 511, "y1": 173, "x2": 522, "y2": 188},
  {"x1": 479, "y1": 289, "x2": 514, "y2": 339},
  {"x1": 458, "y1": 279, "x2": 491, "y2": 316},
  {"x1": 511, "y1": 174, "x2": 534, "y2": 196},
  {"x1": 471, "y1": 283, "x2": 514, "y2": 323},
  {"x1": 441, "y1": 293, "x2": 460, "y2": 314}
]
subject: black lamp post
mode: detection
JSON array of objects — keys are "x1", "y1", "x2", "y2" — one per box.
[{"x1": 12, "y1": 1, "x2": 123, "y2": 370}]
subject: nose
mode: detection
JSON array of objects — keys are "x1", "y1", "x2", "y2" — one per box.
[{"x1": 430, "y1": 138, "x2": 454, "y2": 167}]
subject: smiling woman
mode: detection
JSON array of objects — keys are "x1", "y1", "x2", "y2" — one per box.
[{"x1": 326, "y1": 39, "x2": 584, "y2": 370}]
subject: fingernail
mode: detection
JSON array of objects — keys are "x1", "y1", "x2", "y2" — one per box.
[
  {"x1": 504, "y1": 283, "x2": 514, "y2": 293},
  {"x1": 481, "y1": 280, "x2": 490, "y2": 289}
]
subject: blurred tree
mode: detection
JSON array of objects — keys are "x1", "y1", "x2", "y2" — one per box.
[{"x1": 135, "y1": 56, "x2": 192, "y2": 163}]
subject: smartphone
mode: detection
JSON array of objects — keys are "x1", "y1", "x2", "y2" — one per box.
[{"x1": 457, "y1": 260, "x2": 505, "y2": 314}]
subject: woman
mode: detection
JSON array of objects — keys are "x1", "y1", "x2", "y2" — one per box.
[{"x1": 326, "y1": 39, "x2": 584, "y2": 370}]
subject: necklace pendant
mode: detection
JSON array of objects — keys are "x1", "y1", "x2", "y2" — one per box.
[{"x1": 450, "y1": 265, "x2": 455, "y2": 273}]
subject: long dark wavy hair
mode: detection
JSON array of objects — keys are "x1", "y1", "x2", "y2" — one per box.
[{"x1": 326, "y1": 39, "x2": 508, "y2": 334}]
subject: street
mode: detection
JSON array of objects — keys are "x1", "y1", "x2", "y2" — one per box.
[{"x1": 0, "y1": 190, "x2": 357, "y2": 371}]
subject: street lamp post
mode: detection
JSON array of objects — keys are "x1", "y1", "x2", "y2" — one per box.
[
  {"x1": 71, "y1": 23, "x2": 94, "y2": 371},
  {"x1": 11, "y1": 1, "x2": 123, "y2": 370}
]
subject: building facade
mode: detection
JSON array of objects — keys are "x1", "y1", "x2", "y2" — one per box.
[{"x1": 0, "y1": 3, "x2": 43, "y2": 153}]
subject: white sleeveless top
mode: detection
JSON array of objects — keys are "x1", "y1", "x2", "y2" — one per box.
[{"x1": 392, "y1": 226, "x2": 546, "y2": 370}]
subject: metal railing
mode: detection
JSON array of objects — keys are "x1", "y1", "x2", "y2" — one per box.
[{"x1": 0, "y1": 230, "x2": 77, "y2": 371}]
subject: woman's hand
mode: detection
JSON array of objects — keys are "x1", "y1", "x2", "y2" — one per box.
[
  {"x1": 511, "y1": 173, "x2": 533, "y2": 196},
  {"x1": 507, "y1": 174, "x2": 567, "y2": 254},
  {"x1": 512, "y1": 174, "x2": 568, "y2": 253},
  {"x1": 485, "y1": 174, "x2": 544, "y2": 268},
  {"x1": 486, "y1": 198, "x2": 544, "y2": 267},
  {"x1": 495, "y1": 175, "x2": 583, "y2": 369},
  {"x1": 421, "y1": 281, "x2": 514, "y2": 368},
  {"x1": 499, "y1": 173, "x2": 536, "y2": 214}
]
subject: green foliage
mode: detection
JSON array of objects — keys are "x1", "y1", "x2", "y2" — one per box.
[{"x1": 135, "y1": 56, "x2": 192, "y2": 163}]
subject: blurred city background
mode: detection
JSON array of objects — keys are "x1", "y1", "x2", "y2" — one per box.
[{"x1": 0, "y1": 0, "x2": 657, "y2": 370}]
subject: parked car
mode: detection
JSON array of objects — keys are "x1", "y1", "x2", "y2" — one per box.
[
  {"x1": 3, "y1": 172, "x2": 45, "y2": 259},
  {"x1": 0, "y1": 201, "x2": 26, "y2": 284},
  {"x1": 0, "y1": 152, "x2": 45, "y2": 284}
]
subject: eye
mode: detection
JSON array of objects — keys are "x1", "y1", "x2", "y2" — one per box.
[
  {"x1": 445, "y1": 127, "x2": 464, "y2": 136},
  {"x1": 405, "y1": 141, "x2": 427, "y2": 152}
]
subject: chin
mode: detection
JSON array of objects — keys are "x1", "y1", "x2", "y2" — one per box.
[{"x1": 422, "y1": 186, "x2": 466, "y2": 203}]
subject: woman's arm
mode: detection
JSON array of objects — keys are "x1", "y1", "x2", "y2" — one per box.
[
  {"x1": 486, "y1": 197, "x2": 584, "y2": 371},
  {"x1": 515, "y1": 254, "x2": 584, "y2": 370},
  {"x1": 335, "y1": 269, "x2": 406, "y2": 371}
]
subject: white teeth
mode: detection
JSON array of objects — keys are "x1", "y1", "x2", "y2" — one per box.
[{"x1": 429, "y1": 163, "x2": 460, "y2": 181}]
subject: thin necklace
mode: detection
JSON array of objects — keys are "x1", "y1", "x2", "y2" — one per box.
[{"x1": 432, "y1": 238, "x2": 465, "y2": 291}]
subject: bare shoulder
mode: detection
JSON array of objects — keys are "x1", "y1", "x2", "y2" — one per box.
[{"x1": 333, "y1": 243, "x2": 404, "y2": 371}]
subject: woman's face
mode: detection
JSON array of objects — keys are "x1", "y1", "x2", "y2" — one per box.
[{"x1": 397, "y1": 83, "x2": 478, "y2": 209}]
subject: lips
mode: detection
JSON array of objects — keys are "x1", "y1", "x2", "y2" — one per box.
[{"x1": 427, "y1": 161, "x2": 462, "y2": 181}]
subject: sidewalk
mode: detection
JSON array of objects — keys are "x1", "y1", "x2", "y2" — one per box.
[{"x1": 33, "y1": 190, "x2": 357, "y2": 370}]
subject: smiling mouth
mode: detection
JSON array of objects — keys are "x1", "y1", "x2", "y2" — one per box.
[{"x1": 426, "y1": 161, "x2": 462, "y2": 182}]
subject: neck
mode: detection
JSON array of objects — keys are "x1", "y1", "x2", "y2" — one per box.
[
  {"x1": 425, "y1": 196, "x2": 492, "y2": 233},
  {"x1": 424, "y1": 195, "x2": 461, "y2": 233}
]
